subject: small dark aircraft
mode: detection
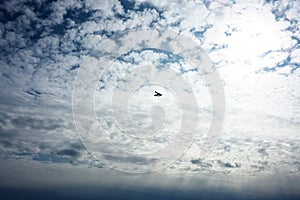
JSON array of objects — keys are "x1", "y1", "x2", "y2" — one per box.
[{"x1": 154, "y1": 91, "x2": 162, "y2": 97}]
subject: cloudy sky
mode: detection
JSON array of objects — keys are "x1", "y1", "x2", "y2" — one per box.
[{"x1": 0, "y1": 0, "x2": 299, "y2": 199}]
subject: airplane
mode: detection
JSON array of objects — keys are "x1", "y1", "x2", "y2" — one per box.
[{"x1": 154, "y1": 91, "x2": 162, "y2": 97}]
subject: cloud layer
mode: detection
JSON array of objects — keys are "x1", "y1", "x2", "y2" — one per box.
[{"x1": 0, "y1": 0, "x2": 299, "y2": 197}]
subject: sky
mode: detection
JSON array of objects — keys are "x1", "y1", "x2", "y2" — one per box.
[{"x1": 0, "y1": 0, "x2": 299, "y2": 199}]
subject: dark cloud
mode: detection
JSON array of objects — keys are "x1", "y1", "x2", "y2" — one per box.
[
  {"x1": 0, "y1": 159, "x2": 299, "y2": 200},
  {"x1": 216, "y1": 160, "x2": 241, "y2": 169},
  {"x1": 257, "y1": 148, "x2": 268, "y2": 156},
  {"x1": 120, "y1": 0, "x2": 161, "y2": 13},
  {"x1": 9, "y1": 116, "x2": 61, "y2": 130},
  {"x1": 250, "y1": 161, "x2": 269, "y2": 172},
  {"x1": 104, "y1": 154, "x2": 158, "y2": 165},
  {"x1": 32, "y1": 152, "x2": 71, "y2": 163},
  {"x1": 191, "y1": 159, "x2": 201, "y2": 165},
  {"x1": 57, "y1": 149, "x2": 81, "y2": 158},
  {"x1": 190, "y1": 159, "x2": 213, "y2": 168}
]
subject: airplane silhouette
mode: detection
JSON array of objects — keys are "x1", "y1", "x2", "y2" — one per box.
[{"x1": 154, "y1": 91, "x2": 162, "y2": 97}]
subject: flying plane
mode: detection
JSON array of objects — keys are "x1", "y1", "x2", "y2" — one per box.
[{"x1": 154, "y1": 91, "x2": 162, "y2": 97}]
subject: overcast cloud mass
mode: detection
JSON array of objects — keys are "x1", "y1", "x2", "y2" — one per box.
[{"x1": 0, "y1": 0, "x2": 299, "y2": 199}]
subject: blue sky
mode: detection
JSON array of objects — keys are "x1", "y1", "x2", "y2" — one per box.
[{"x1": 0, "y1": 0, "x2": 299, "y2": 199}]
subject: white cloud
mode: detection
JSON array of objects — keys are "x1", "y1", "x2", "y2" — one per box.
[{"x1": 0, "y1": 0, "x2": 299, "y2": 189}]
